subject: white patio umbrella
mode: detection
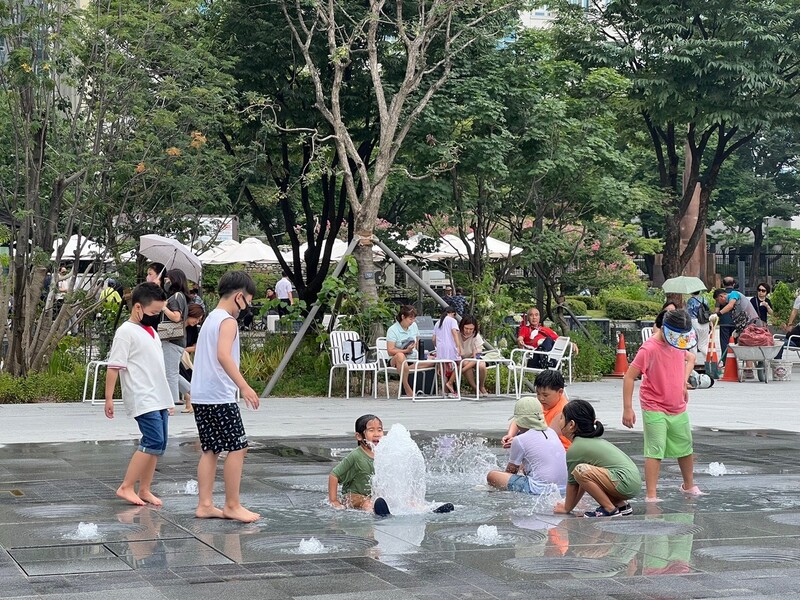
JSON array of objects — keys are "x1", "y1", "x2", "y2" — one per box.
[
  {"x1": 205, "y1": 237, "x2": 280, "y2": 265},
  {"x1": 139, "y1": 234, "x2": 202, "y2": 282},
  {"x1": 197, "y1": 239, "x2": 240, "y2": 264},
  {"x1": 51, "y1": 235, "x2": 106, "y2": 261},
  {"x1": 467, "y1": 233, "x2": 523, "y2": 259}
]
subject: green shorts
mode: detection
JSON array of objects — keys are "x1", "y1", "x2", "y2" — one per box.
[{"x1": 642, "y1": 410, "x2": 693, "y2": 459}]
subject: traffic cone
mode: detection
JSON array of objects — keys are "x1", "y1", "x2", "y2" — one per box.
[
  {"x1": 611, "y1": 333, "x2": 628, "y2": 377},
  {"x1": 721, "y1": 336, "x2": 739, "y2": 382}
]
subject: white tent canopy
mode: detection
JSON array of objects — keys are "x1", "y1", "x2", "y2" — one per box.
[
  {"x1": 401, "y1": 233, "x2": 522, "y2": 261},
  {"x1": 51, "y1": 235, "x2": 107, "y2": 261},
  {"x1": 198, "y1": 239, "x2": 241, "y2": 264},
  {"x1": 467, "y1": 233, "x2": 523, "y2": 258},
  {"x1": 205, "y1": 237, "x2": 280, "y2": 265}
]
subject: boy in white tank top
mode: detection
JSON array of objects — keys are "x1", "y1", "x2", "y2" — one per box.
[{"x1": 190, "y1": 271, "x2": 261, "y2": 522}]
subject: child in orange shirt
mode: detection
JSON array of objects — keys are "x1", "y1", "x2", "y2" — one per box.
[{"x1": 502, "y1": 369, "x2": 570, "y2": 450}]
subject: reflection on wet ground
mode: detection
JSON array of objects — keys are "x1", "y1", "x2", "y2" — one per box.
[{"x1": 1, "y1": 429, "x2": 800, "y2": 598}]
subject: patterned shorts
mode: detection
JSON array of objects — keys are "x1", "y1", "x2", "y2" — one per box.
[{"x1": 193, "y1": 403, "x2": 248, "y2": 454}]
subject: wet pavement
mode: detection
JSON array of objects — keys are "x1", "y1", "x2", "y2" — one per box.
[{"x1": 2, "y1": 425, "x2": 800, "y2": 599}]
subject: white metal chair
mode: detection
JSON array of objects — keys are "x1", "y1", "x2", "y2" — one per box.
[
  {"x1": 641, "y1": 327, "x2": 653, "y2": 342},
  {"x1": 506, "y1": 336, "x2": 572, "y2": 399},
  {"x1": 376, "y1": 337, "x2": 439, "y2": 400},
  {"x1": 82, "y1": 360, "x2": 111, "y2": 405},
  {"x1": 327, "y1": 330, "x2": 378, "y2": 399}
]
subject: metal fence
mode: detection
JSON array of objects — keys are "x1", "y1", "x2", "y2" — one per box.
[{"x1": 715, "y1": 252, "x2": 800, "y2": 285}]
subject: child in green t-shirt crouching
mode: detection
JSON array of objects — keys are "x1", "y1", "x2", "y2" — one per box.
[{"x1": 328, "y1": 414, "x2": 384, "y2": 512}]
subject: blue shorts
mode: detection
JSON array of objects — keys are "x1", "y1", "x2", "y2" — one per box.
[
  {"x1": 507, "y1": 474, "x2": 563, "y2": 495},
  {"x1": 135, "y1": 409, "x2": 169, "y2": 456}
]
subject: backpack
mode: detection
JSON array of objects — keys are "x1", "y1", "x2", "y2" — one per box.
[{"x1": 696, "y1": 298, "x2": 711, "y2": 325}]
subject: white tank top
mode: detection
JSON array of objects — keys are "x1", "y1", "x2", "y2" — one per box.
[{"x1": 190, "y1": 308, "x2": 239, "y2": 404}]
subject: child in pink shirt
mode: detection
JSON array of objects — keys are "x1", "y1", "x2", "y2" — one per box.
[{"x1": 622, "y1": 309, "x2": 705, "y2": 502}]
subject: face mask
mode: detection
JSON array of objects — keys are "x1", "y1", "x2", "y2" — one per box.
[
  {"x1": 140, "y1": 311, "x2": 162, "y2": 328},
  {"x1": 164, "y1": 281, "x2": 172, "y2": 294}
]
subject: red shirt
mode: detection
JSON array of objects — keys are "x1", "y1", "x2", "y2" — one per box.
[{"x1": 518, "y1": 323, "x2": 558, "y2": 348}]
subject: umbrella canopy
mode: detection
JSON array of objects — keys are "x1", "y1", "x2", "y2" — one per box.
[
  {"x1": 204, "y1": 238, "x2": 279, "y2": 265},
  {"x1": 467, "y1": 233, "x2": 523, "y2": 259},
  {"x1": 662, "y1": 276, "x2": 707, "y2": 295},
  {"x1": 51, "y1": 235, "x2": 106, "y2": 261},
  {"x1": 139, "y1": 234, "x2": 202, "y2": 282},
  {"x1": 197, "y1": 239, "x2": 240, "y2": 263},
  {"x1": 298, "y1": 238, "x2": 350, "y2": 262}
]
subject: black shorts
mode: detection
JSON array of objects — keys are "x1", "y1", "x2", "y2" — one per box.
[{"x1": 193, "y1": 403, "x2": 248, "y2": 454}]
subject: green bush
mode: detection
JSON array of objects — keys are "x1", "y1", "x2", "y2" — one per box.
[
  {"x1": 241, "y1": 335, "x2": 330, "y2": 397},
  {"x1": 554, "y1": 298, "x2": 587, "y2": 316},
  {"x1": 605, "y1": 298, "x2": 662, "y2": 320},
  {"x1": 599, "y1": 283, "x2": 657, "y2": 304},
  {"x1": 566, "y1": 295, "x2": 602, "y2": 310},
  {"x1": 771, "y1": 281, "x2": 795, "y2": 326},
  {"x1": 0, "y1": 368, "x2": 88, "y2": 403},
  {"x1": 569, "y1": 327, "x2": 615, "y2": 381}
]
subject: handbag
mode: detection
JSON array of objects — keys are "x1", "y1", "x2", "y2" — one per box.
[{"x1": 158, "y1": 293, "x2": 186, "y2": 341}]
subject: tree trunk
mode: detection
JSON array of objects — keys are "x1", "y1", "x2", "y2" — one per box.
[{"x1": 750, "y1": 224, "x2": 763, "y2": 288}]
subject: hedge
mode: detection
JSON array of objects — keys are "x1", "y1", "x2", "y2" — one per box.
[
  {"x1": 566, "y1": 295, "x2": 602, "y2": 310},
  {"x1": 605, "y1": 298, "x2": 663, "y2": 320},
  {"x1": 556, "y1": 299, "x2": 587, "y2": 316},
  {"x1": 0, "y1": 369, "x2": 88, "y2": 404}
]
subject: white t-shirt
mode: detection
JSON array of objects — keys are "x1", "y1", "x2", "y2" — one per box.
[
  {"x1": 107, "y1": 321, "x2": 173, "y2": 417},
  {"x1": 793, "y1": 294, "x2": 800, "y2": 311},
  {"x1": 276, "y1": 277, "x2": 293, "y2": 300},
  {"x1": 509, "y1": 427, "x2": 567, "y2": 488},
  {"x1": 191, "y1": 308, "x2": 239, "y2": 404}
]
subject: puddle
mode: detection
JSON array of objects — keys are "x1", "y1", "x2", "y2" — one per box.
[
  {"x1": 592, "y1": 520, "x2": 703, "y2": 536},
  {"x1": 768, "y1": 513, "x2": 800, "y2": 526}
]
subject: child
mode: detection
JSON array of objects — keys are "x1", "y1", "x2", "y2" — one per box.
[
  {"x1": 328, "y1": 414, "x2": 384, "y2": 511},
  {"x1": 623, "y1": 309, "x2": 704, "y2": 502},
  {"x1": 487, "y1": 397, "x2": 567, "y2": 494},
  {"x1": 104, "y1": 282, "x2": 173, "y2": 506},
  {"x1": 432, "y1": 305, "x2": 462, "y2": 395},
  {"x1": 555, "y1": 399, "x2": 641, "y2": 517},
  {"x1": 502, "y1": 369, "x2": 571, "y2": 450},
  {"x1": 191, "y1": 271, "x2": 261, "y2": 523}
]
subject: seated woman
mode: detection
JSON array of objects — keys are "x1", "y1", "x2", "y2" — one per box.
[
  {"x1": 458, "y1": 315, "x2": 488, "y2": 395},
  {"x1": 386, "y1": 305, "x2": 430, "y2": 396}
]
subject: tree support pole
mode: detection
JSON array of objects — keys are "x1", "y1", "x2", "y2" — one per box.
[{"x1": 261, "y1": 237, "x2": 361, "y2": 398}]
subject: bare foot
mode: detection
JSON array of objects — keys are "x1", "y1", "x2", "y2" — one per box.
[
  {"x1": 223, "y1": 505, "x2": 261, "y2": 523},
  {"x1": 116, "y1": 486, "x2": 145, "y2": 506},
  {"x1": 138, "y1": 491, "x2": 163, "y2": 507},
  {"x1": 479, "y1": 388, "x2": 489, "y2": 395},
  {"x1": 195, "y1": 505, "x2": 225, "y2": 519}
]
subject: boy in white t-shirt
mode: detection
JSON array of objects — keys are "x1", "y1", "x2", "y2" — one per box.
[
  {"x1": 487, "y1": 396, "x2": 567, "y2": 494},
  {"x1": 104, "y1": 282, "x2": 173, "y2": 506}
]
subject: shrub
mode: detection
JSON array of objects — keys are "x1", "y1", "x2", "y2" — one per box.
[
  {"x1": 568, "y1": 327, "x2": 615, "y2": 381},
  {"x1": 770, "y1": 281, "x2": 795, "y2": 326},
  {"x1": 241, "y1": 335, "x2": 330, "y2": 397},
  {"x1": 599, "y1": 283, "x2": 657, "y2": 304},
  {"x1": 560, "y1": 299, "x2": 587, "y2": 316},
  {"x1": 566, "y1": 295, "x2": 601, "y2": 310},
  {"x1": 605, "y1": 298, "x2": 662, "y2": 320},
  {"x1": 0, "y1": 368, "x2": 88, "y2": 403}
]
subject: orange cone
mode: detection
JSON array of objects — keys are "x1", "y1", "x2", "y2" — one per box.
[
  {"x1": 611, "y1": 333, "x2": 628, "y2": 377},
  {"x1": 705, "y1": 336, "x2": 720, "y2": 379},
  {"x1": 721, "y1": 336, "x2": 739, "y2": 382}
]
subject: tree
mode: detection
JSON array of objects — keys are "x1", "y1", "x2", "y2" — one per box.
[
  {"x1": 0, "y1": 0, "x2": 235, "y2": 375},
  {"x1": 712, "y1": 128, "x2": 800, "y2": 285},
  {"x1": 556, "y1": 0, "x2": 800, "y2": 279},
  {"x1": 280, "y1": 0, "x2": 519, "y2": 299}
]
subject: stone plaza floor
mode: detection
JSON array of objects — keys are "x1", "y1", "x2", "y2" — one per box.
[{"x1": 1, "y1": 376, "x2": 800, "y2": 599}]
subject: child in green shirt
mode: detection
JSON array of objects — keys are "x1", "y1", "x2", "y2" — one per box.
[{"x1": 329, "y1": 414, "x2": 384, "y2": 511}]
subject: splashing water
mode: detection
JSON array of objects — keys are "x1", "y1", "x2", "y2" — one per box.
[
  {"x1": 64, "y1": 522, "x2": 99, "y2": 540},
  {"x1": 293, "y1": 537, "x2": 328, "y2": 554},
  {"x1": 707, "y1": 462, "x2": 727, "y2": 476},
  {"x1": 372, "y1": 424, "x2": 428, "y2": 514},
  {"x1": 526, "y1": 483, "x2": 563, "y2": 514},
  {"x1": 421, "y1": 433, "x2": 499, "y2": 486},
  {"x1": 184, "y1": 479, "x2": 198, "y2": 495},
  {"x1": 475, "y1": 524, "x2": 501, "y2": 545}
]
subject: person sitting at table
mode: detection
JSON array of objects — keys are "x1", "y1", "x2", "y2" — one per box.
[
  {"x1": 458, "y1": 315, "x2": 488, "y2": 395},
  {"x1": 387, "y1": 305, "x2": 430, "y2": 397}
]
